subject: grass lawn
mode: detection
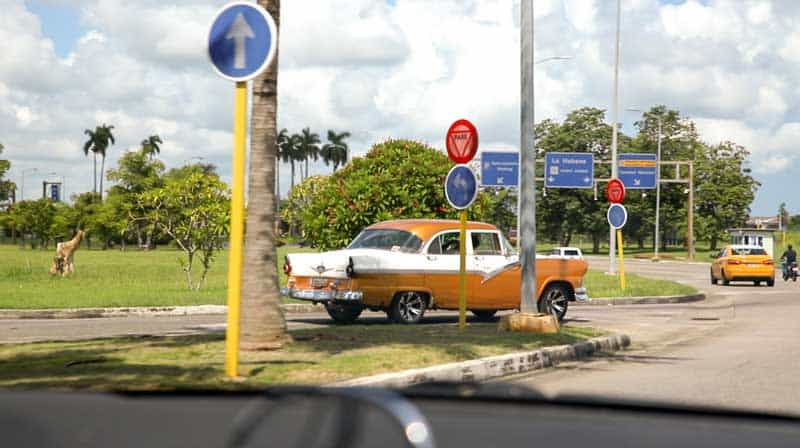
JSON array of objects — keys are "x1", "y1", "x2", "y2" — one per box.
[
  {"x1": 0, "y1": 244, "x2": 316, "y2": 309},
  {"x1": 0, "y1": 324, "x2": 601, "y2": 390},
  {"x1": 584, "y1": 269, "x2": 696, "y2": 298}
]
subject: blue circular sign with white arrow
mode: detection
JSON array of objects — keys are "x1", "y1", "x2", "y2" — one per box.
[
  {"x1": 445, "y1": 164, "x2": 478, "y2": 210},
  {"x1": 607, "y1": 203, "x2": 628, "y2": 229},
  {"x1": 208, "y1": 1, "x2": 277, "y2": 82}
]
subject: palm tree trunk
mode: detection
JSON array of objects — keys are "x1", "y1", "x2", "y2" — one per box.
[
  {"x1": 99, "y1": 155, "x2": 105, "y2": 200},
  {"x1": 241, "y1": 0, "x2": 287, "y2": 350},
  {"x1": 290, "y1": 160, "x2": 295, "y2": 190},
  {"x1": 93, "y1": 153, "x2": 97, "y2": 194}
]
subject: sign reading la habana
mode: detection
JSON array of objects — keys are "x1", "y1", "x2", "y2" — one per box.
[{"x1": 208, "y1": 1, "x2": 277, "y2": 82}]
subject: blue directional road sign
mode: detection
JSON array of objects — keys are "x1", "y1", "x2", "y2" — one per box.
[
  {"x1": 481, "y1": 152, "x2": 519, "y2": 187},
  {"x1": 544, "y1": 152, "x2": 594, "y2": 188},
  {"x1": 50, "y1": 184, "x2": 60, "y2": 202},
  {"x1": 208, "y1": 2, "x2": 277, "y2": 82},
  {"x1": 607, "y1": 203, "x2": 628, "y2": 229},
  {"x1": 618, "y1": 153, "x2": 657, "y2": 189},
  {"x1": 445, "y1": 165, "x2": 478, "y2": 209}
]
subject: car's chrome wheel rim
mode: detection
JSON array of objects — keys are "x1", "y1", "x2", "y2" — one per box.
[
  {"x1": 398, "y1": 292, "x2": 424, "y2": 321},
  {"x1": 544, "y1": 288, "x2": 568, "y2": 318}
]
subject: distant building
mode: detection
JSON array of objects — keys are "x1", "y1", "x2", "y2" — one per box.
[
  {"x1": 747, "y1": 216, "x2": 780, "y2": 230},
  {"x1": 728, "y1": 228, "x2": 775, "y2": 258}
]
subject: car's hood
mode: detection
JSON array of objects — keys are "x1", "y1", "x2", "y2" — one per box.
[{"x1": 286, "y1": 249, "x2": 419, "y2": 278}]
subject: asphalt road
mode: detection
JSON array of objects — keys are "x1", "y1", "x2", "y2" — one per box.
[
  {"x1": 3, "y1": 255, "x2": 800, "y2": 418},
  {"x1": 509, "y1": 255, "x2": 800, "y2": 417}
]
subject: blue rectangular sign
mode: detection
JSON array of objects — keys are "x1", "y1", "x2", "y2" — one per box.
[
  {"x1": 544, "y1": 152, "x2": 594, "y2": 188},
  {"x1": 481, "y1": 151, "x2": 519, "y2": 187},
  {"x1": 618, "y1": 153, "x2": 657, "y2": 189},
  {"x1": 50, "y1": 184, "x2": 60, "y2": 202}
]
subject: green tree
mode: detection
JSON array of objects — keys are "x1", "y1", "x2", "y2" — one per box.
[
  {"x1": 141, "y1": 135, "x2": 163, "y2": 159},
  {"x1": 695, "y1": 141, "x2": 759, "y2": 250},
  {"x1": 298, "y1": 127, "x2": 320, "y2": 181},
  {"x1": 293, "y1": 139, "x2": 499, "y2": 250},
  {"x1": 534, "y1": 108, "x2": 628, "y2": 252},
  {"x1": 106, "y1": 148, "x2": 166, "y2": 248},
  {"x1": 320, "y1": 130, "x2": 351, "y2": 173},
  {"x1": 8, "y1": 199, "x2": 57, "y2": 248},
  {"x1": 83, "y1": 124, "x2": 116, "y2": 198},
  {"x1": 0, "y1": 143, "x2": 14, "y2": 205},
  {"x1": 241, "y1": 0, "x2": 287, "y2": 350},
  {"x1": 137, "y1": 172, "x2": 230, "y2": 289},
  {"x1": 779, "y1": 202, "x2": 790, "y2": 230}
]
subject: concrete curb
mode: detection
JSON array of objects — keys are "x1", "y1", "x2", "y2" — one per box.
[
  {"x1": 330, "y1": 334, "x2": 631, "y2": 388},
  {"x1": 574, "y1": 292, "x2": 705, "y2": 306},
  {"x1": 0, "y1": 303, "x2": 324, "y2": 319}
]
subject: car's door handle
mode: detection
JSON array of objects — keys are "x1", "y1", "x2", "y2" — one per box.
[{"x1": 427, "y1": 255, "x2": 437, "y2": 261}]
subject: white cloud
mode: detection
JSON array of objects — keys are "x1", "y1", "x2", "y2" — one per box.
[{"x1": 2, "y1": 0, "x2": 800, "y2": 215}]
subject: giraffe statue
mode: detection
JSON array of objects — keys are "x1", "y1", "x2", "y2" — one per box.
[{"x1": 50, "y1": 230, "x2": 86, "y2": 277}]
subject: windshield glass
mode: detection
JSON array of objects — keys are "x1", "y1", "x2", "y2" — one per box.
[
  {"x1": 731, "y1": 248, "x2": 767, "y2": 256},
  {"x1": 4, "y1": 0, "x2": 800, "y2": 426},
  {"x1": 347, "y1": 229, "x2": 423, "y2": 253}
]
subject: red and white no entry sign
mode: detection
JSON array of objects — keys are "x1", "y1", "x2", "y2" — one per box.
[{"x1": 446, "y1": 119, "x2": 479, "y2": 164}]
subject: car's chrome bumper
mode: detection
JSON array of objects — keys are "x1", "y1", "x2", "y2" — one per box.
[
  {"x1": 574, "y1": 287, "x2": 589, "y2": 302},
  {"x1": 280, "y1": 287, "x2": 363, "y2": 302}
]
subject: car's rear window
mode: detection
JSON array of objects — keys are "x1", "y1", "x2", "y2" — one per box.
[
  {"x1": 347, "y1": 229, "x2": 423, "y2": 253},
  {"x1": 564, "y1": 250, "x2": 580, "y2": 256},
  {"x1": 731, "y1": 248, "x2": 767, "y2": 255}
]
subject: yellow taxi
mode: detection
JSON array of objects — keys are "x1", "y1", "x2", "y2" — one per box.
[{"x1": 710, "y1": 245, "x2": 775, "y2": 286}]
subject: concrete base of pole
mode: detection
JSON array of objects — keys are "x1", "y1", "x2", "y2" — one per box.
[{"x1": 498, "y1": 312, "x2": 560, "y2": 334}]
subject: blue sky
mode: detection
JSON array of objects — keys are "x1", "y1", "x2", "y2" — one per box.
[
  {"x1": 3, "y1": 0, "x2": 796, "y2": 218},
  {"x1": 24, "y1": 1, "x2": 86, "y2": 58}
]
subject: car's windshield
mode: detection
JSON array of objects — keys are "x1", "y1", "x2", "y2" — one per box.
[
  {"x1": 731, "y1": 248, "x2": 767, "y2": 256},
  {"x1": 347, "y1": 229, "x2": 423, "y2": 253},
  {"x1": 4, "y1": 0, "x2": 800, "y2": 428}
]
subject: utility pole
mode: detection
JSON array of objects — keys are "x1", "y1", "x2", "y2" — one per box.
[
  {"x1": 609, "y1": 0, "x2": 621, "y2": 274},
  {"x1": 519, "y1": 0, "x2": 537, "y2": 313}
]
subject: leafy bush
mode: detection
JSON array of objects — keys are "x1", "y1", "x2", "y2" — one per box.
[{"x1": 292, "y1": 139, "x2": 498, "y2": 250}]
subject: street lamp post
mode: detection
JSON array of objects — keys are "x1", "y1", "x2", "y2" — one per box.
[
  {"x1": 609, "y1": 0, "x2": 621, "y2": 274},
  {"x1": 20, "y1": 167, "x2": 38, "y2": 201}
]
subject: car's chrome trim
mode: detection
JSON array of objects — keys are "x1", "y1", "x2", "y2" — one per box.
[{"x1": 280, "y1": 288, "x2": 363, "y2": 302}]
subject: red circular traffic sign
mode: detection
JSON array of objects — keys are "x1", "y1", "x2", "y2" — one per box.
[
  {"x1": 446, "y1": 119, "x2": 479, "y2": 164},
  {"x1": 606, "y1": 178, "x2": 625, "y2": 203}
]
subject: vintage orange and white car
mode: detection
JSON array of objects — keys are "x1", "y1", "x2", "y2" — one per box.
[{"x1": 281, "y1": 219, "x2": 589, "y2": 324}]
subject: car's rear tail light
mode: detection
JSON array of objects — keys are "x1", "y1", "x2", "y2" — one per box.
[
  {"x1": 728, "y1": 259, "x2": 742, "y2": 265},
  {"x1": 283, "y1": 256, "x2": 292, "y2": 275},
  {"x1": 763, "y1": 259, "x2": 774, "y2": 265}
]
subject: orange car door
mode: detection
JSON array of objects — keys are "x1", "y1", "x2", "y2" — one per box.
[
  {"x1": 423, "y1": 231, "x2": 463, "y2": 309},
  {"x1": 468, "y1": 231, "x2": 518, "y2": 309}
]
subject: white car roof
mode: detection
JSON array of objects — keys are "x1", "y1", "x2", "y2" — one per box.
[{"x1": 729, "y1": 245, "x2": 766, "y2": 250}]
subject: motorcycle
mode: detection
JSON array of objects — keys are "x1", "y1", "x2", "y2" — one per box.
[{"x1": 782, "y1": 261, "x2": 798, "y2": 282}]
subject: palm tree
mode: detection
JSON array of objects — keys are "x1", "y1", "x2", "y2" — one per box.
[
  {"x1": 240, "y1": 0, "x2": 287, "y2": 350},
  {"x1": 276, "y1": 128, "x2": 289, "y2": 205},
  {"x1": 298, "y1": 127, "x2": 320, "y2": 181},
  {"x1": 287, "y1": 132, "x2": 304, "y2": 188},
  {"x1": 83, "y1": 124, "x2": 115, "y2": 198},
  {"x1": 141, "y1": 135, "x2": 163, "y2": 159},
  {"x1": 321, "y1": 130, "x2": 351, "y2": 173}
]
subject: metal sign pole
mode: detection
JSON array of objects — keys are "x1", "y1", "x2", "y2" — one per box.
[
  {"x1": 520, "y1": 0, "x2": 537, "y2": 313},
  {"x1": 655, "y1": 118, "x2": 662, "y2": 260},
  {"x1": 224, "y1": 81, "x2": 247, "y2": 378},
  {"x1": 458, "y1": 210, "x2": 467, "y2": 329}
]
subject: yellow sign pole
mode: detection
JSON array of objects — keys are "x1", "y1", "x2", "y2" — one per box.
[
  {"x1": 225, "y1": 81, "x2": 248, "y2": 378},
  {"x1": 617, "y1": 229, "x2": 626, "y2": 291},
  {"x1": 458, "y1": 210, "x2": 468, "y2": 330}
]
